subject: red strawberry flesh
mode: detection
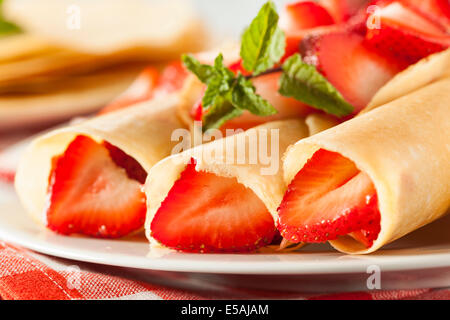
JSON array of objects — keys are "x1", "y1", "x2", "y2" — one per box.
[
  {"x1": 301, "y1": 31, "x2": 400, "y2": 112},
  {"x1": 151, "y1": 161, "x2": 276, "y2": 253},
  {"x1": 0, "y1": 170, "x2": 15, "y2": 184},
  {"x1": 365, "y1": 2, "x2": 450, "y2": 69},
  {"x1": 278, "y1": 149, "x2": 380, "y2": 247},
  {"x1": 320, "y1": 0, "x2": 370, "y2": 23},
  {"x1": 399, "y1": 0, "x2": 450, "y2": 30},
  {"x1": 100, "y1": 61, "x2": 188, "y2": 115},
  {"x1": 104, "y1": 142, "x2": 147, "y2": 184},
  {"x1": 282, "y1": 1, "x2": 335, "y2": 31},
  {"x1": 46, "y1": 135, "x2": 147, "y2": 238}
]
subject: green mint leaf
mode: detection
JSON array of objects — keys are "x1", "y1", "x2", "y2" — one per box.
[
  {"x1": 279, "y1": 54, "x2": 354, "y2": 117},
  {"x1": 202, "y1": 98, "x2": 243, "y2": 131},
  {"x1": 0, "y1": 20, "x2": 20, "y2": 35},
  {"x1": 202, "y1": 74, "x2": 230, "y2": 108},
  {"x1": 201, "y1": 54, "x2": 235, "y2": 108},
  {"x1": 240, "y1": 1, "x2": 285, "y2": 75},
  {"x1": 182, "y1": 54, "x2": 216, "y2": 84},
  {"x1": 0, "y1": 0, "x2": 20, "y2": 36},
  {"x1": 232, "y1": 74, "x2": 277, "y2": 116},
  {"x1": 213, "y1": 53, "x2": 235, "y2": 80}
]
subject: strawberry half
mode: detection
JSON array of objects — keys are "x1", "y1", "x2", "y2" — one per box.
[
  {"x1": 151, "y1": 161, "x2": 276, "y2": 253},
  {"x1": 104, "y1": 142, "x2": 147, "y2": 184},
  {"x1": 301, "y1": 31, "x2": 399, "y2": 112},
  {"x1": 278, "y1": 149, "x2": 380, "y2": 247},
  {"x1": 46, "y1": 136, "x2": 147, "y2": 238},
  {"x1": 366, "y1": 2, "x2": 450, "y2": 69},
  {"x1": 282, "y1": 1, "x2": 335, "y2": 31}
]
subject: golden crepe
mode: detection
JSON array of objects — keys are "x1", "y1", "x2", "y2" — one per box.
[
  {"x1": 0, "y1": 34, "x2": 56, "y2": 63},
  {"x1": 0, "y1": 49, "x2": 136, "y2": 86},
  {"x1": 282, "y1": 77, "x2": 450, "y2": 254},
  {"x1": 144, "y1": 118, "x2": 337, "y2": 249},
  {"x1": 15, "y1": 94, "x2": 185, "y2": 226},
  {"x1": 0, "y1": 65, "x2": 146, "y2": 129}
]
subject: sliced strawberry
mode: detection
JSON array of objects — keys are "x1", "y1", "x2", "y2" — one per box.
[
  {"x1": 301, "y1": 31, "x2": 399, "y2": 112},
  {"x1": 320, "y1": 0, "x2": 370, "y2": 23},
  {"x1": 399, "y1": 0, "x2": 450, "y2": 30},
  {"x1": 278, "y1": 149, "x2": 380, "y2": 246},
  {"x1": 151, "y1": 161, "x2": 276, "y2": 253},
  {"x1": 373, "y1": 1, "x2": 447, "y2": 35},
  {"x1": 100, "y1": 61, "x2": 188, "y2": 115},
  {"x1": 366, "y1": 2, "x2": 450, "y2": 69},
  {"x1": 99, "y1": 66, "x2": 159, "y2": 114},
  {"x1": 104, "y1": 142, "x2": 147, "y2": 184},
  {"x1": 281, "y1": 1, "x2": 335, "y2": 32},
  {"x1": 252, "y1": 72, "x2": 312, "y2": 117},
  {"x1": 46, "y1": 136, "x2": 147, "y2": 238},
  {"x1": 283, "y1": 32, "x2": 305, "y2": 62}
]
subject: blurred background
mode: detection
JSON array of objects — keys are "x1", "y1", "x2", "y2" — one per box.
[{"x1": 0, "y1": 0, "x2": 291, "y2": 136}]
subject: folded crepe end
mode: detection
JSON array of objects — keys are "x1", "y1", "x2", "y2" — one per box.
[
  {"x1": 44, "y1": 135, "x2": 148, "y2": 238},
  {"x1": 148, "y1": 159, "x2": 277, "y2": 253},
  {"x1": 279, "y1": 148, "x2": 381, "y2": 251}
]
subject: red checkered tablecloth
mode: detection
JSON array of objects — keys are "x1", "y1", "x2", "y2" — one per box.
[{"x1": 0, "y1": 132, "x2": 449, "y2": 300}]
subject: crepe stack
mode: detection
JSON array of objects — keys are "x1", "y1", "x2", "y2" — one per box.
[{"x1": 0, "y1": 0, "x2": 206, "y2": 130}]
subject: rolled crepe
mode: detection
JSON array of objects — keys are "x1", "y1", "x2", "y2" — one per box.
[
  {"x1": 144, "y1": 118, "x2": 337, "y2": 246},
  {"x1": 283, "y1": 78, "x2": 450, "y2": 254},
  {"x1": 15, "y1": 94, "x2": 185, "y2": 225}
]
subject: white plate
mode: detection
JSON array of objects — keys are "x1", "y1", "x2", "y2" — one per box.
[
  {"x1": 1, "y1": 0, "x2": 450, "y2": 292},
  {"x1": 1, "y1": 179, "x2": 450, "y2": 292}
]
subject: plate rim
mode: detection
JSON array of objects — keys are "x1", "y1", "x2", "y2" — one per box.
[
  {"x1": 2, "y1": 218, "x2": 450, "y2": 275},
  {"x1": 2, "y1": 178, "x2": 450, "y2": 276}
]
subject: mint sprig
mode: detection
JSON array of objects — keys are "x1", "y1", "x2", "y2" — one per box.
[
  {"x1": 240, "y1": 1, "x2": 286, "y2": 75},
  {"x1": 182, "y1": 1, "x2": 355, "y2": 130},
  {"x1": 181, "y1": 1, "x2": 284, "y2": 131},
  {"x1": 182, "y1": 54, "x2": 277, "y2": 131},
  {"x1": 231, "y1": 74, "x2": 276, "y2": 116},
  {"x1": 279, "y1": 54, "x2": 354, "y2": 117},
  {"x1": 202, "y1": 99, "x2": 243, "y2": 130}
]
